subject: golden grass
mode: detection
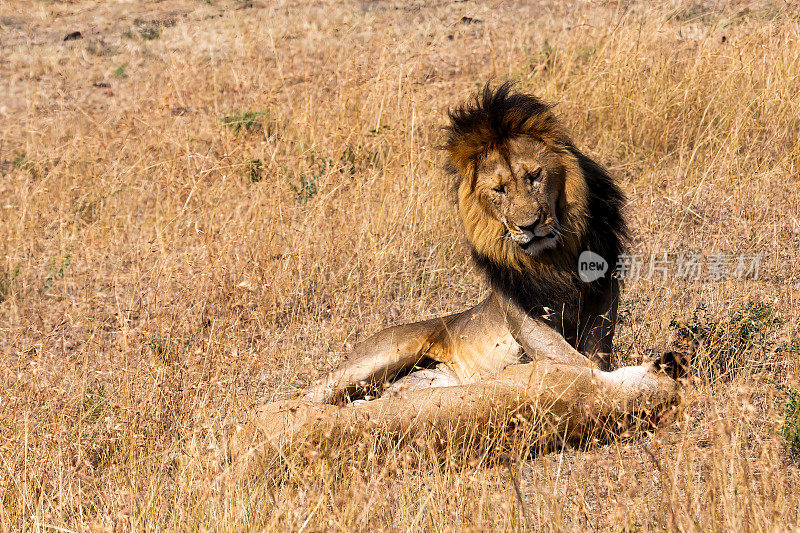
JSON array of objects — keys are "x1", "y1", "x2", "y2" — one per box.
[{"x1": 1, "y1": 0, "x2": 799, "y2": 530}]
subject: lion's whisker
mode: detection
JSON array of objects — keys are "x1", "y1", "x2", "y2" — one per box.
[{"x1": 553, "y1": 221, "x2": 577, "y2": 237}]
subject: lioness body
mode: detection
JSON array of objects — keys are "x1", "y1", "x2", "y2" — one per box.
[{"x1": 237, "y1": 358, "x2": 677, "y2": 456}]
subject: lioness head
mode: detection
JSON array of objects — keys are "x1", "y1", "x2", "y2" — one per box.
[{"x1": 445, "y1": 83, "x2": 594, "y2": 272}]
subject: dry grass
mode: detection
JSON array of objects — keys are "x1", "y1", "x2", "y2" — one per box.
[{"x1": 1, "y1": 0, "x2": 800, "y2": 530}]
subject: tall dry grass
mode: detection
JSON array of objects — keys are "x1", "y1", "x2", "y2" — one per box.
[{"x1": 1, "y1": 0, "x2": 799, "y2": 530}]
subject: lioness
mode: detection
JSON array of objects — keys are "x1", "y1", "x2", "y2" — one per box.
[{"x1": 230, "y1": 84, "x2": 681, "y2": 459}]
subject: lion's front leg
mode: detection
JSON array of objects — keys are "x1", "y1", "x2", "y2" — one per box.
[
  {"x1": 302, "y1": 316, "x2": 455, "y2": 404},
  {"x1": 576, "y1": 276, "x2": 620, "y2": 370},
  {"x1": 494, "y1": 292, "x2": 598, "y2": 369}
]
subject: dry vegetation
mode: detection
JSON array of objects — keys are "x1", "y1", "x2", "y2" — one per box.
[{"x1": 1, "y1": 0, "x2": 800, "y2": 530}]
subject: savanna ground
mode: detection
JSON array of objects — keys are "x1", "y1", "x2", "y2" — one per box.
[{"x1": 1, "y1": 0, "x2": 800, "y2": 530}]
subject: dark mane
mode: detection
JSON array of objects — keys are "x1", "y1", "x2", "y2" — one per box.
[
  {"x1": 444, "y1": 83, "x2": 628, "y2": 322},
  {"x1": 444, "y1": 82, "x2": 571, "y2": 179}
]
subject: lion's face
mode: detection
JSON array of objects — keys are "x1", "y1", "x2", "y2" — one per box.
[
  {"x1": 473, "y1": 137, "x2": 565, "y2": 257},
  {"x1": 448, "y1": 84, "x2": 622, "y2": 283}
]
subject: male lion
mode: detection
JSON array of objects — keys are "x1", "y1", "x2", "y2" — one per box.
[{"x1": 229, "y1": 84, "x2": 682, "y2": 461}]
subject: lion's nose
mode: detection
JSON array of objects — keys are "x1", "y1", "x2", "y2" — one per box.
[{"x1": 518, "y1": 216, "x2": 541, "y2": 233}]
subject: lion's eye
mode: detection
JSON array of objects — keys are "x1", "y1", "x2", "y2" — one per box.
[
  {"x1": 524, "y1": 169, "x2": 543, "y2": 183},
  {"x1": 493, "y1": 184, "x2": 506, "y2": 194}
]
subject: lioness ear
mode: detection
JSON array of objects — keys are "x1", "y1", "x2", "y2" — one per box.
[{"x1": 650, "y1": 350, "x2": 690, "y2": 381}]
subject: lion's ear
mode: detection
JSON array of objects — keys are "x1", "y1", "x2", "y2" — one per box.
[
  {"x1": 457, "y1": 160, "x2": 481, "y2": 192},
  {"x1": 446, "y1": 138, "x2": 479, "y2": 180}
]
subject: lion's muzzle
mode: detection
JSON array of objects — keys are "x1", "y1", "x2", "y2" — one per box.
[{"x1": 507, "y1": 216, "x2": 557, "y2": 250}]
